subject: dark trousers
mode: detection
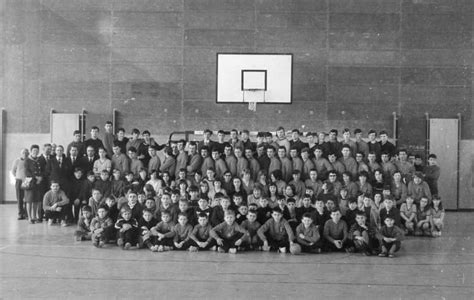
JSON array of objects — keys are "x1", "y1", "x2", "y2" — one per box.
[
  {"x1": 173, "y1": 238, "x2": 193, "y2": 250},
  {"x1": 92, "y1": 227, "x2": 115, "y2": 243},
  {"x1": 381, "y1": 240, "x2": 401, "y2": 253},
  {"x1": 45, "y1": 209, "x2": 66, "y2": 221},
  {"x1": 152, "y1": 236, "x2": 174, "y2": 247},
  {"x1": 118, "y1": 227, "x2": 139, "y2": 245},
  {"x1": 300, "y1": 240, "x2": 324, "y2": 253},
  {"x1": 190, "y1": 238, "x2": 217, "y2": 250},
  {"x1": 265, "y1": 234, "x2": 289, "y2": 251},
  {"x1": 323, "y1": 239, "x2": 352, "y2": 252},
  {"x1": 15, "y1": 179, "x2": 25, "y2": 216},
  {"x1": 219, "y1": 232, "x2": 245, "y2": 252}
]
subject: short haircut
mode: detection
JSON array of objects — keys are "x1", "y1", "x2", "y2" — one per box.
[
  {"x1": 142, "y1": 208, "x2": 153, "y2": 215},
  {"x1": 272, "y1": 207, "x2": 283, "y2": 214},
  {"x1": 128, "y1": 147, "x2": 137, "y2": 153},
  {"x1": 302, "y1": 212, "x2": 313, "y2": 219},
  {"x1": 73, "y1": 130, "x2": 81, "y2": 135},
  {"x1": 91, "y1": 126, "x2": 99, "y2": 131},
  {"x1": 198, "y1": 212, "x2": 208, "y2": 219},
  {"x1": 98, "y1": 204, "x2": 109, "y2": 212},
  {"x1": 131, "y1": 128, "x2": 140, "y2": 135},
  {"x1": 82, "y1": 205, "x2": 92, "y2": 213},
  {"x1": 177, "y1": 212, "x2": 188, "y2": 219}
]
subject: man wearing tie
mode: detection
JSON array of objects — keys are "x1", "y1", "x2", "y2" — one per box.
[
  {"x1": 79, "y1": 146, "x2": 97, "y2": 174},
  {"x1": 46, "y1": 145, "x2": 72, "y2": 199}
]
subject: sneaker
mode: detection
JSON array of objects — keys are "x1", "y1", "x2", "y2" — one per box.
[
  {"x1": 98, "y1": 241, "x2": 105, "y2": 248},
  {"x1": 388, "y1": 253, "x2": 395, "y2": 258},
  {"x1": 48, "y1": 219, "x2": 54, "y2": 226},
  {"x1": 229, "y1": 248, "x2": 237, "y2": 254},
  {"x1": 345, "y1": 247, "x2": 355, "y2": 253},
  {"x1": 210, "y1": 246, "x2": 217, "y2": 251},
  {"x1": 75, "y1": 236, "x2": 82, "y2": 242},
  {"x1": 150, "y1": 245, "x2": 158, "y2": 252},
  {"x1": 217, "y1": 247, "x2": 225, "y2": 253},
  {"x1": 60, "y1": 220, "x2": 68, "y2": 227},
  {"x1": 124, "y1": 242, "x2": 131, "y2": 250},
  {"x1": 279, "y1": 247, "x2": 287, "y2": 253},
  {"x1": 163, "y1": 246, "x2": 172, "y2": 251},
  {"x1": 378, "y1": 252, "x2": 387, "y2": 257},
  {"x1": 157, "y1": 245, "x2": 164, "y2": 252},
  {"x1": 29, "y1": 219, "x2": 35, "y2": 224},
  {"x1": 93, "y1": 240, "x2": 99, "y2": 248},
  {"x1": 117, "y1": 238, "x2": 124, "y2": 247},
  {"x1": 188, "y1": 246, "x2": 198, "y2": 252}
]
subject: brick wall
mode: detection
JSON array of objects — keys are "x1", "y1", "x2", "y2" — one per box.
[{"x1": 1, "y1": 0, "x2": 472, "y2": 150}]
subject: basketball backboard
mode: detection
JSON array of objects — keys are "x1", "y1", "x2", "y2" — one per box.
[{"x1": 216, "y1": 53, "x2": 293, "y2": 104}]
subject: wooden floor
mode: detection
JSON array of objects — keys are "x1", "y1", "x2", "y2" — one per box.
[{"x1": 0, "y1": 205, "x2": 473, "y2": 299}]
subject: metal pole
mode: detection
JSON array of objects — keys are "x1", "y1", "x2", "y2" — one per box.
[
  {"x1": 425, "y1": 112, "x2": 430, "y2": 160},
  {"x1": 0, "y1": 108, "x2": 5, "y2": 204},
  {"x1": 456, "y1": 113, "x2": 461, "y2": 210},
  {"x1": 392, "y1": 112, "x2": 398, "y2": 146},
  {"x1": 81, "y1": 108, "x2": 86, "y2": 142},
  {"x1": 112, "y1": 108, "x2": 117, "y2": 134},
  {"x1": 50, "y1": 108, "x2": 55, "y2": 143}
]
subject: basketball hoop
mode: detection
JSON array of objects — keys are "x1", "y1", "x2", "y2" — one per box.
[{"x1": 243, "y1": 89, "x2": 265, "y2": 112}]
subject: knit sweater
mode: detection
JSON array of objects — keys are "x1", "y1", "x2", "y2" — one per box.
[{"x1": 257, "y1": 218, "x2": 294, "y2": 242}]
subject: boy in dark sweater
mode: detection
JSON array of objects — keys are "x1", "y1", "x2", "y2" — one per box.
[
  {"x1": 377, "y1": 216, "x2": 404, "y2": 258},
  {"x1": 173, "y1": 213, "x2": 193, "y2": 251},
  {"x1": 115, "y1": 207, "x2": 139, "y2": 250},
  {"x1": 295, "y1": 212, "x2": 322, "y2": 253},
  {"x1": 349, "y1": 212, "x2": 376, "y2": 256},
  {"x1": 296, "y1": 195, "x2": 316, "y2": 223},
  {"x1": 74, "y1": 205, "x2": 93, "y2": 241},
  {"x1": 323, "y1": 208, "x2": 351, "y2": 252},
  {"x1": 240, "y1": 209, "x2": 261, "y2": 250},
  {"x1": 256, "y1": 198, "x2": 273, "y2": 225},
  {"x1": 90, "y1": 205, "x2": 114, "y2": 247},
  {"x1": 150, "y1": 211, "x2": 175, "y2": 252},
  {"x1": 138, "y1": 209, "x2": 158, "y2": 249},
  {"x1": 258, "y1": 207, "x2": 295, "y2": 253},
  {"x1": 210, "y1": 210, "x2": 249, "y2": 254},
  {"x1": 189, "y1": 213, "x2": 216, "y2": 252},
  {"x1": 343, "y1": 198, "x2": 359, "y2": 229}
]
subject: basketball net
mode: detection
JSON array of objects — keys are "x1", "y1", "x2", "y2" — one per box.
[
  {"x1": 248, "y1": 101, "x2": 257, "y2": 112},
  {"x1": 243, "y1": 89, "x2": 265, "y2": 112}
]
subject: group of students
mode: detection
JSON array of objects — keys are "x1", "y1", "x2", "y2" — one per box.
[{"x1": 11, "y1": 123, "x2": 445, "y2": 257}]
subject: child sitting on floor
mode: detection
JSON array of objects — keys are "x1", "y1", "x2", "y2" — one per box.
[
  {"x1": 240, "y1": 209, "x2": 261, "y2": 250},
  {"x1": 188, "y1": 213, "x2": 216, "y2": 252},
  {"x1": 295, "y1": 212, "x2": 322, "y2": 253},
  {"x1": 149, "y1": 211, "x2": 175, "y2": 252},
  {"x1": 431, "y1": 195, "x2": 445, "y2": 237},
  {"x1": 210, "y1": 210, "x2": 249, "y2": 254},
  {"x1": 376, "y1": 216, "x2": 404, "y2": 258},
  {"x1": 115, "y1": 207, "x2": 139, "y2": 250},
  {"x1": 74, "y1": 205, "x2": 93, "y2": 241},
  {"x1": 173, "y1": 213, "x2": 193, "y2": 251},
  {"x1": 90, "y1": 205, "x2": 114, "y2": 248},
  {"x1": 258, "y1": 207, "x2": 295, "y2": 253}
]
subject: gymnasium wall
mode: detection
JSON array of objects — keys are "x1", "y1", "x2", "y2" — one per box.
[{"x1": 1, "y1": 0, "x2": 473, "y2": 150}]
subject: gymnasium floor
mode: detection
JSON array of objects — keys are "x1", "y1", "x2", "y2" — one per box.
[{"x1": 0, "y1": 205, "x2": 473, "y2": 299}]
